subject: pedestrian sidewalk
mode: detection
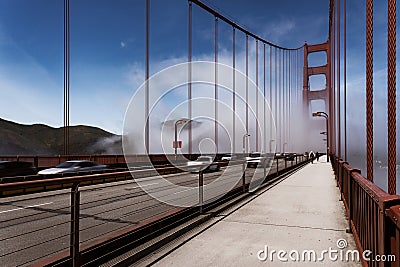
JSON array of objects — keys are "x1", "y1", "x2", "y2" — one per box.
[{"x1": 142, "y1": 156, "x2": 361, "y2": 266}]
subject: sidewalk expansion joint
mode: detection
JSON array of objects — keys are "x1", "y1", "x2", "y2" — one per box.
[{"x1": 222, "y1": 219, "x2": 346, "y2": 232}]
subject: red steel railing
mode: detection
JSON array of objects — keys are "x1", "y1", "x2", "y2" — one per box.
[{"x1": 332, "y1": 156, "x2": 400, "y2": 267}]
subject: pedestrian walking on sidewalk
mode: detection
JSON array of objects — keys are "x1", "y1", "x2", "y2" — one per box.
[{"x1": 310, "y1": 151, "x2": 315, "y2": 164}]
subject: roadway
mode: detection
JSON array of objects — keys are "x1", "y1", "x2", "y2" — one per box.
[{"x1": 0, "y1": 159, "x2": 295, "y2": 266}]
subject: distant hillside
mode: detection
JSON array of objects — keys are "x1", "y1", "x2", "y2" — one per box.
[{"x1": 0, "y1": 118, "x2": 122, "y2": 155}]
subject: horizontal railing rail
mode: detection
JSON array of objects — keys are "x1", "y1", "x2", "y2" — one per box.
[{"x1": 332, "y1": 156, "x2": 400, "y2": 267}]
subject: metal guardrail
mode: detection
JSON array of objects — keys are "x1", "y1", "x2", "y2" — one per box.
[
  {"x1": 0, "y1": 165, "x2": 186, "y2": 197},
  {"x1": 0, "y1": 153, "x2": 259, "y2": 169},
  {"x1": 0, "y1": 153, "x2": 297, "y2": 169},
  {"x1": 0, "y1": 155, "x2": 308, "y2": 266},
  {"x1": 332, "y1": 156, "x2": 400, "y2": 267},
  {"x1": 0, "y1": 155, "x2": 127, "y2": 168}
]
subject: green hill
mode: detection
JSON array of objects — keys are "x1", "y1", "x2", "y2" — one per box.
[{"x1": 0, "y1": 118, "x2": 122, "y2": 155}]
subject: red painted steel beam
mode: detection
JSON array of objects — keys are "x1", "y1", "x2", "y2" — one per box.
[
  {"x1": 387, "y1": 0, "x2": 396, "y2": 195},
  {"x1": 307, "y1": 42, "x2": 329, "y2": 53},
  {"x1": 308, "y1": 90, "x2": 328, "y2": 101},
  {"x1": 366, "y1": 0, "x2": 374, "y2": 182},
  {"x1": 308, "y1": 65, "x2": 328, "y2": 76}
]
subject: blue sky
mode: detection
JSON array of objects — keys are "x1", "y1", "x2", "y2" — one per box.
[
  {"x1": 0, "y1": 1, "x2": 397, "y2": 158},
  {"x1": 0, "y1": 0, "x2": 331, "y2": 134}
]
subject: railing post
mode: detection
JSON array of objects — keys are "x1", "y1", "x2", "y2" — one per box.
[
  {"x1": 346, "y1": 168, "x2": 352, "y2": 234},
  {"x1": 34, "y1": 156, "x2": 38, "y2": 168},
  {"x1": 386, "y1": 206, "x2": 400, "y2": 267},
  {"x1": 70, "y1": 183, "x2": 80, "y2": 266},
  {"x1": 337, "y1": 159, "x2": 342, "y2": 189},
  {"x1": 199, "y1": 170, "x2": 204, "y2": 214},
  {"x1": 276, "y1": 158, "x2": 279, "y2": 175},
  {"x1": 242, "y1": 160, "x2": 246, "y2": 193},
  {"x1": 347, "y1": 168, "x2": 360, "y2": 234},
  {"x1": 263, "y1": 159, "x2": 266, "y2": 179}
]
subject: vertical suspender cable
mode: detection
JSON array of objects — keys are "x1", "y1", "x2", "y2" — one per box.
[
  {"x1": 256, "y1": 40, "x2": 259, "y2": 151},
  {"x1": 387, "y1": 0, "x2": 396, "y2": 194},
  {"x1": 366, "y1": 0, "x2": 374, "y2": 182},
  {"x1": 344, "y1": 0, "x2": 347, "y2": 161},
  {"x1": 282, "y1": 50, "x2": 284, "y2": 152},
  {"x1": 285, "y1": 50, "x2": 288, "y2": 151},
  {"x1": 333, "y1": 1, "x2": 337, "y2": 156},
  {"x1": 293, "y1": 50, "x2": 299, "y2": 120},
  {"x1": 64, "y1": 0, "x2": 66, "y2": 155},
  {"x1": 282, "y1": 50, "x2": 285, "y2": 152},
  {"x1": 275, "y1": 47, "x2": 277, "y2": 152},
  {"x1": 145, "y1": 0, "x2": 150, "y2": 154},
  {"x1": 64, "y1": 0, "x2": 70, "y2": 156},
  {"x1": 278, "y1": 49, "x2": 281, "y2": 152},
  {"x1": 338, "y1": 0, "x2": 341, "y2": 159},
  {"x1": 288, "y1": 51, "x2": 293, "y2": 152},
  {"x1": 263, "y1": 43, "x2": 266, "y2": 153},
  {"x1": 246, "y1": 35, "x2": 249, "y2": 139},
  {"x1": 330, "y1": 5, "x2": 333, "y2": 157},
  {"x1": 330, "y1": 6, "x2": 334, "y2": 158},
  {"x1": 286, "y1": 51, "x2": 289, "y2": 149},
  {"x1": 214, "y1": 17, "x2": 218, "y2": 154},
  {"x1": 285, "y1": 50, "x2": 287, "y2": 152},
  {"x1": 269, "y1": 46, "x2": 273, "y2": 153},
  {"x1": 232, "y1": 27, "x2": 236, "y2": 154},
  {"x1": 188, "y1": 1, "x2": 192, "y2": 155}
]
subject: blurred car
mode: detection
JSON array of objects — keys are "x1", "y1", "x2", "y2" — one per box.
[
  {"x1": 0, "y1": 161, "x2": 37, "y2": 177},
  {"x1": 284, "y1": 153, "x2": 296, "y2": 161},
  {"x1": 246, "y1": 152, "x2": 273, "y2": 168},
  {"x1": 221, "y1": 154, "x2": 232, "y2": 161},
  {"x1": 221, "y1": 154, "x2": 242, "y2": 162},
  {"x1": 186, "y1": 156, "x2": 220, "y2": 172},
  {"x1": 38, "y1": 160, "x2": 107, "y2": 175}
]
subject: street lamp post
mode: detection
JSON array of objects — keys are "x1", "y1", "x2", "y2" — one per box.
[
  {"x1": 242, "y1": 133, "x2": 250, "y2": 154},
  {"x1": 174, "y1": 119, "x2": 189, "y2": 159},
  {"x1": 242, "y1": 133, "x2": 250, "y2": 193},
  {"x1": 283, "y1": 142, "x2": 288, "y2": 154},
  {"x1": 269, "y1": 139, "x2": 275, "y2": 153},
  {"x1": 312, "y1": 111, "x2": 329, "y2": 162}
]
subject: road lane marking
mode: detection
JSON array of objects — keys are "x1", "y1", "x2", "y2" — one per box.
[
  {"x1": 136, "y1": 182, "x2": 159, "y2": 187},
  {"x1": 126, "y1": 182, "x2": 159, "y2": 190},
  {"x1": 0, "y1": 202, "x2": 53, "y2": 214},
  {"x1": 174, "y1": 187, "x2": 195, "y2": 194}
]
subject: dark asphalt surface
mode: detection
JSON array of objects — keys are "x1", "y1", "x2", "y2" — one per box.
[{"x1": 0, "y1": 159, "x2": 299, "y2": 266}]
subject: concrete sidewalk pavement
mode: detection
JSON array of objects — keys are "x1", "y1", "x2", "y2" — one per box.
[{"x1": 141, "y1": 156, "x2": 361, "y2": 266}]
